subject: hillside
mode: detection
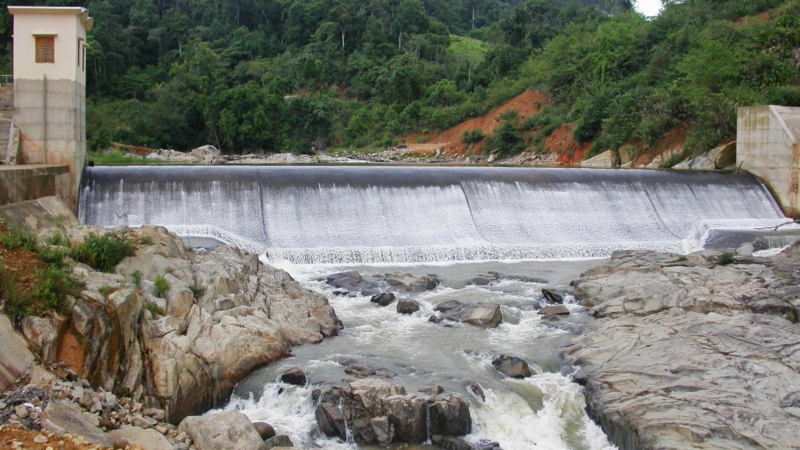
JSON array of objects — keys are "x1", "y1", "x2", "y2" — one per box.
[{"x1": 2, "y1": 0, "x2": 798, "y2": 160}]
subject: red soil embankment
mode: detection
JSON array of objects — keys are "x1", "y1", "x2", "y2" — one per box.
[{"x1": 404, "y1": 91, "x2": 549, "y2": 157}]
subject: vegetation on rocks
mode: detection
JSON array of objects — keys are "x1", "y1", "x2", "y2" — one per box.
[
  {"x1": 0, "y1": 221, "x2": 81, "y2": 322},
  {"x1": 69, "y1": 232, "x2": 134, "y2": 273}
]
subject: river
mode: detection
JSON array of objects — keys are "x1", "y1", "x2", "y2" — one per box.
[{"x1": 79, "y1": 165, "x2": 792, "y2": 449}]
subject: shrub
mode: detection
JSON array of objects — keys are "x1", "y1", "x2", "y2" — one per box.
[
  {"x1": 139, "y1": 236, "x2": 153, "y2": 245},
  {"x1": 0, "y1": 223, "x2": 39, "y2": 253},
  {"x1": 718, "y1": 252, "x2": 735, "y2": 266},
  {"x1": 461, "y1": 129, "x2": 485, "y2": 144},
  {"x1": 147, "y1": 302, "x2": 165, "y2": 316},
  {"x1": 70, "y1": 232, "x2": 134, "y2": 273},
  {"x1": 188, "y1": 284, "x2": 206, "y2": 300},
  {"x1": 130, "y1": 270, "x2": 143, "y2": 287},
  {"x1": 484, "y1": 121, "x2": 526, "y2": 157},
  {"x1": 153, "y1": 275, "x2": 170, "y2": 298}
]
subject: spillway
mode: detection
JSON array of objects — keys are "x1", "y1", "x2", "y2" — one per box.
[{"x1": 79, "y1": 166, "x2": 787, "y2": 263}]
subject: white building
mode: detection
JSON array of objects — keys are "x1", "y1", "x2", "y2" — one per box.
[{"x1": 7, "y1": 6, "x2": 93, "y2": 209}]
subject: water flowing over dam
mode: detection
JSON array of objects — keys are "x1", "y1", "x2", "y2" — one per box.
[{"x1": 79, "y1": 165, "x2": 786, "y2": 264}]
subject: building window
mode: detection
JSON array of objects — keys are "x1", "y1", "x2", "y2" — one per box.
[{"x1": 35, "y1": 36, "x2": 55, "y2": 63}]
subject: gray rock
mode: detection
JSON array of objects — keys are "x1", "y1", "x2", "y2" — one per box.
[
  {"x1": 429, "y1": 395, "x2": 471, "y2": 437},
  {"x1": 541, "y1": 288, "x2": 564, "y2": 304},
  {"x1": 397, "y1": 299, "x2": 421, "y2": 314},
  {"x1": 178, "y1": 411, "x2": 267, "y2": 450},
  {"x1": 280, "y1": 367, "x2": 307, "y2": 386},
  {"x1": 538, "y1": 305, "x2": 569, "y2": 315},
  {"x1": 370, "y1": 292, "x2": 396, "y2": 306},
  {"x1": 491, "y1": 355, "x2": 532, "y2": 378},
  {"x1": 315, "y1": 379, "x2": 456, "y2": 446},
  {"x1": 264, "y1": 435, "x2": 293, "y2": 449},
  {"x1": 326, "y1": 271, "x2": 367, "y2": 291},
  {"x1": 378, "y1": 273, "x2": 439, "y2": 292},
  {"x1": 252, "y1": 422, "x2": 276, "y2": 440},
  {"x1": 41, "y1": 400, "x2": 112, "y2": 447},
  {"x1": 565, "y1": 249, "x2": 800, "y2": 450},
  {"x1": 107, "y1": 426, "x2": 172, "y2": 450},
  {"x1": 434, "y1": 300, "x2": 502, "y2": 328}
]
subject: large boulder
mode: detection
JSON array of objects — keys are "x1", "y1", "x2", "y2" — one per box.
[
  {"x1": 280, "y1": 367, "x2": 307, "y2": 386},
  {"x1": 41, "y1": 400, "x2": 112, "y2": 447},
  {"x1": 378, "y1": 273, "x2": 439, "y2": 292},
  {"x1": 315, "y1": 379, "x2": 471, "y2": 446},
  {"x1": 106, "y1": 426, "x2": 172, "y2": 450},
  {"x1": 326, "y1": 271, "x2": 367, "y2": 291},
  {"x1": 491, "y1": 355, "x2": 532, "y2": 379},
  {"x1": 370, "y1": 292, "x2": 396, "y2": 306},
  {"x1": 397, "y1": 299, "x2": 421, "y2": 314},
  {"x1": 434, "y1": 300, "x2": 502, "y2": 328},
  {"x1": 178, "y1": 411, "x2": 267, "y2": 450},
  {"x1": 580, "y1": 150, "x2": 615, "y2": 168},
  {"x1": 429, "y1": 395, "x2": 471, "y2": 436},
  {"x1": 190, "y1": 145, "x2": 222, "y2": 164},
  {"x1": 707, "y1": 141, "x2": 736, "y2": 169}
]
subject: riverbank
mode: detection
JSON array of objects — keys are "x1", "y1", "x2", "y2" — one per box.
[
  {"x1": 565, "y1": 247, "x2": 800, "y2": 449},
  {"x1": 0, "y1": 201, "x2": 339, "y2": 449}
]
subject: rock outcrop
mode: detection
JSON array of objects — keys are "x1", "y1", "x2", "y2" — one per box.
[
  {"x1": 565, "y1": 248, "x2": 800, "y2": 450},
  {"x1": 314, "y1": 378, "x2": 471, "y2": 447},
  {"x1": 14, "y1": 225, "x2": 338, "y2": 424}
]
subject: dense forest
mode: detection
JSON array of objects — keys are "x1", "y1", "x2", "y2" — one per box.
[{"x1": 1, "y1": 0, "x2": 799, "y2": 158}]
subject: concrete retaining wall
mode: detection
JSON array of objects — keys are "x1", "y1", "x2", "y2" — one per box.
[
  {"x1": 0, "y1": 164, "x2": 70, "y2": 206},
  {"x1": 737, "y1": 105, "x2": 800, "y2": 217},
  {"x1": 13, "y1": 78, "x2": 85, "y2": 209}
]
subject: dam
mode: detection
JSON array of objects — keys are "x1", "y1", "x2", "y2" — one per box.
[{"x1": 79, "y1": 165, "x2": 787, "y2": 264}]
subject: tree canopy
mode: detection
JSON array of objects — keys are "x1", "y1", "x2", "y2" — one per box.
[{"x1": 1, "y1": 0, "x2": 798, "y2": 157}]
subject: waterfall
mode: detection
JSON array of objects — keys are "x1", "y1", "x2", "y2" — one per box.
[{"x1": 79, "y1": 166, "x2": 787, "y2": 264}]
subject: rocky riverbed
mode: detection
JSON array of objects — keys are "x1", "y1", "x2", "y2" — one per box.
[
  {"x1": 565, "y1": 247, "x2": 800, "y2": 450},
  {"x1": 3, "y1": 204, "x2": 800, "y2": 449}
]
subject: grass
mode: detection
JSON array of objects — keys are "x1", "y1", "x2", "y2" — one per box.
[
  {"x1": 147, "y1": 302, "x2": 165, "y2": 316},
  {"x1": 718, "y1": 252, "x2": 735, "y2": 266},
  {"x1": 130, "y1": 270, "x2": 143, "y2": 287},
  {"x1": 0, "y1": 221, "x2": 81, "y2": 321},
  {"x1": 153, "y1": 275, "x2": 170, "y2": 298},
  {"x1": 70, "y1": 232, "x2": 134, "y2": 273},
  {"x1": 44, "y1": 229, "x2": 70, "y2": 247}
]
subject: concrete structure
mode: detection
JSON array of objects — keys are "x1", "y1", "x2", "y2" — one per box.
[
  {"x1": 737, "y1": 106, "x2": 800, "y2": 217},
  {"x1": 0, "y1": 164, "x2": 70, "y2": 205},
  {"x1": 7, "y1": 6, "x2": 93, "y2": 210}
]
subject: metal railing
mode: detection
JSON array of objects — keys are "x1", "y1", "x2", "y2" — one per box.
[{"x1": 0, "y1": 75, "x2": 12, "y2": 84}]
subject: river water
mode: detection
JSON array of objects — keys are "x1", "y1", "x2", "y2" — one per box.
[
  {"x1": 221, "y1": 259, "x2": 615, "y2": 450},
  {"x1": 79, "y1": 165, "x2": 794, "y2": 449}
]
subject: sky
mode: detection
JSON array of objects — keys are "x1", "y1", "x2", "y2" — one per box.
[{"x1": 634, "y1": 0, "x2": 663, "y2": 16}]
